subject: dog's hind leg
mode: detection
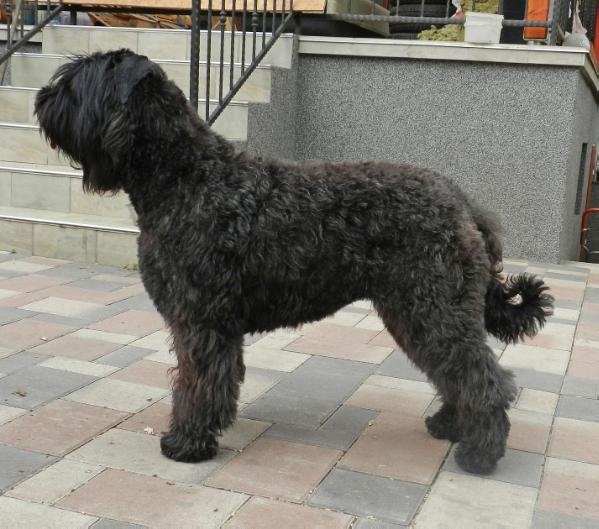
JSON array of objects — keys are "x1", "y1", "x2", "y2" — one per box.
[
  {"x1": 160, "y1": 326, "x2": 244, "y2": 462},
  {"x1": 376, "y1": 279, "x2": 517, "y2": 475}
]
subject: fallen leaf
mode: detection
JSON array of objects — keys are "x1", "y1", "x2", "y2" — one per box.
[{"x1": 13, "y1": 389, "x2": 27, "y2": 397}]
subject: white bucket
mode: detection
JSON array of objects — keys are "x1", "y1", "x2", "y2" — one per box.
[{"x1": 464, "y1": 12, "x2": 504, "y2": 44}]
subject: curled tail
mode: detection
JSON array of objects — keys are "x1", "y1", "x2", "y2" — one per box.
[{"x1": 484, "y1": 273, "x2": 554, "y2": 344}]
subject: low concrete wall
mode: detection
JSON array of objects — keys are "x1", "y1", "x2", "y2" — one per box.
[{"x1": 286, "y1": 38, "x2": 599, "y2": 263}]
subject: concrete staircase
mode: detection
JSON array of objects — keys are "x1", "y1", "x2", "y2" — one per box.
[{"x1": 0, "y1": 24, "x2": 294, "y2": 266}]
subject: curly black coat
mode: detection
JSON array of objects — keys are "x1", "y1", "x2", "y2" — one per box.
[{"x1": 35, "y1": 49, "x2": 553, "y2": 475}]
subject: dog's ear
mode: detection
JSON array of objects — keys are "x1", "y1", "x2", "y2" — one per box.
[{"x1": 114, "y1": 53, "x2": 158, "y2": 104}]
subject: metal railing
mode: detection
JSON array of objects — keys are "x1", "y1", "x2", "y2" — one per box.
[{"x1": 189, "y1": 0, "x2": 295, "y2": 124}]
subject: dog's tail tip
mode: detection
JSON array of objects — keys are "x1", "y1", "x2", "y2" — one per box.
[{"x1": 485, "y1": 273, "x2": 554, "y2": 344}]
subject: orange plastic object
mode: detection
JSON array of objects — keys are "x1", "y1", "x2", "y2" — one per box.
[{"x1": 524, "y1": 0, "x2": 549, "y2": 40}]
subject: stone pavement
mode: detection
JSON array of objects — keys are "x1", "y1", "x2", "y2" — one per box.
[{"x1": 0, "y1": 251, "x2": 598, "y2": 529}]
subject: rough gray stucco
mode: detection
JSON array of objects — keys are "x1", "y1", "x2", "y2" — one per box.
[
  {"x1": 245, "y1": 36, "x2": 299, "y2": 160},
  {"x1": 294, "y1": 55, "x2": 589, "y2": 263}
]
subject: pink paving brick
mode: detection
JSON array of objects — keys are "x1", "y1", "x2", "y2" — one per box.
[
  {"x1": 548, "y1": 418, "x2": 599, "y2": 465},
  {"x1": 507, "y1": 410, "x2": 552, "y2": 454},
  {"x1": 346, "y1": 384, "x2": 434, "y2": 416},
  {"x1": 0, "y1": 274, "x2": 68, "y2": 293},
  {"x1": 568, "y1": 344, "x2": 599, "y2": 380},
  {"x1": 0, "y1": 319, "x2": 74, "y2": 350},
  {"x1": 57, "y1": 468, "x2": 247, "y2": 529},
  {"x1": 102, "y1": 284, "x2": 147, "y2": 304},
  {"x1": 298, "y1": 323, "x2": 379, "y2": 344},
  {"x1": 207, "y1": 437, "x2": 341, "y2": 502},
  {"x1": 286, "y1": 336, "x2": 392, "y2": 363},
  {"x1": 110, "y1": 360, "x2": 173, "y2": 389},
  {"x1": 223, "y1": 497, "x2": 353, "y2": 529},
  {"x1": 0, "y1": 289, "x2": 51, "y2": 308},
  {"x1": 0, "y1": 399, "x2": 127, "y2": 456},
  {"x1": 30, "y1": 334, "x2": 123, "y2": 361},
  {"x1": 118, "y1": 401, "x2": 171, "y2": 436},
  {"x1": 369, "y1": 330, "x2": 397, "y2": 348},
  {"x1": 339, "y1": 412, "x2": 449, "y2": 484},
  {"x1": 90, "y1": 310, "x2": 164, "y2": 337},
  {"x1": 34, "y1": 285, "x2": 115, "y2": 305}
]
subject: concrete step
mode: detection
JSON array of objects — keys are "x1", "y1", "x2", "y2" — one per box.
[
  {"x1": 0, "y1": 164, "x2": 133, "y2": 219},
  {"x1": 0, "y1": 206, "x2": 138, "y2": 267},
  {"x1": 11, "y1": 52, "x2": 272, "y2": 102},
  {"x1": 41, "y1": 25, "x2": 294, "y2": 69},
  {"x1": 0, "y1": 86, "x2": 249, "y2": 141}
]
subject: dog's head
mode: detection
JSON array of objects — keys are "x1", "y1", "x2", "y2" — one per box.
[{"x1": 35, "y1": 49, "x2": 189, "y2": 193}]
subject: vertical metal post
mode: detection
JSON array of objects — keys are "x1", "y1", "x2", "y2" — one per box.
[
  {"x1": 262, "y1": 0, "x2": 267, "y2": 47},
  {"x1": 218, "y1": 7, "x2": 226, "y2": 103},
  {"x1": 70, "y1": 7, "x2": 77, "y2": 25},
  {"x1": 241, "y1": 0, "x2": 247, "y2": 74},
  {"x1": 252, "y1": 0, "x2": 258, "y2": 60},
  {"x1": 190, "y1": 0, "x2": 200, "y2": 113},
  {"x1": 497, "y1": 0, "x2": 504, "y2": 16},
  {"x1": 206, "y1": 0, "x2": 213, "y2": 121},
  {"x1": 230, "y1": 0, "x2": 236, "y2": 90},
  {"x1": 420, "y1": 0, "x2": 425, "y2": 17}
]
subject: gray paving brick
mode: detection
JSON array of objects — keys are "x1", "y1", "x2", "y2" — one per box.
[
  {"x1": 87, "y1": 264, "x2": 132, "y2": 276},
  {"x1": 265, "y1": 406, "x2": 378, "y2": 450},
  {"x1": 377, "y1": 351, "x2": 429, "y2": 383},
  {"x1": 354, "y1": 520, "x2": 404, "y2": 529},
  {"x1": 511, "y1": 367, "x2": 564, "y2": 394},
  {"x1": 0, "y1": 352, "x2": 49, "y2": 375},
  {"x1": 242, "y1": 357, "x2": 373, "y2": 427},
  {"x1": 579, "y1": 309, "x2": 599, "y2": 324},
  {"x1": 532, "y1": 510, "x2": 599, "y2": 529},
  {"x1": 38, "y1": 264, "x2": 94, "y2": 280},
  {"x1": 0, "y1": 365, "x2": 96, "y2": 409},
  {"x1": 95, "y1": 346, "x2": 155, "y2": 368},
  {"x1": 92, "y1": 520, "x2": 147, "y2": 529},
  {"x1": 549, "y1": 318, "x2": 581, "y2": 325},
  {"x1": 31, "y1": 313, "x2": 89, "y2": 329},
  {"x1": 443, "y1": 447, "x2": 544, "y2": 488},
  {"x1": 108, "y1": 295, "x2": 155, "y2": 313},
  {"x1": 544, "y1": 272, "x2": 588, "y2": 282},
  {"x1": 553, "y1": 299, "x2": 583, "y2": 310},
  {"x1": 584, "y1": 288, "x2": 599, "y2": 303},
  {"x1": 309, "y1": 468, "x2": 427, "y2": 525},
  {"x1": 0, "y1": 444, "x2": 56, "y2": 491},
  {"x1": 68, "y1": 279, "x2": 125, "y2": 292},
  {"x1": 557, "y1": 395, "x2": 599, "y2": 422},
  {"x1": 0, "y1": 308, "x2": 36, "y2": 325},
  {"x1": 561, "y1": 376, "x2": 599, "y2": 399}
]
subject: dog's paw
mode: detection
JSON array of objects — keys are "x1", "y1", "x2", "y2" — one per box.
[
  {"x1": 425, "y1": 405, "x2": 461, "y2": 442},
  {"x1": 454, "y1": 443, "x2": 498, "y2": 475},
  {"x1": 160, "y1": 432, "x2": 218, "y2": 462}
]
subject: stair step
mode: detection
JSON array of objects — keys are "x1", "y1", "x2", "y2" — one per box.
[
  {"x1": 11, "y1": 52, "x2": 272, "y2": 102},
  {"x1": 41, "y1": 25, "x2": 294, "y2": 69},
  {"x1": 0, "y1": 86, "x2": 249, "y2": 141},
  {"x1": 0, "y1": 164, "x2": 133, "y2": 219},
  {"x1": 0, "y1": 206, "x2": 138, "y2": 267}
]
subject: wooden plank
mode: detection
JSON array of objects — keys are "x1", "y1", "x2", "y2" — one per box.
[{"x1": 62, "y1": 0, "x2": 326, "y2": 13}]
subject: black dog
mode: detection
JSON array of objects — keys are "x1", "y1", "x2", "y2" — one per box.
[{"x1": 35, "y1": 49, "x2": 553, "y2": 475}]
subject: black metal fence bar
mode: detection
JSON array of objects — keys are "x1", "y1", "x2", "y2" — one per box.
[{"x1": 189, "y1": 0, "x2": 201, "y2": 112}]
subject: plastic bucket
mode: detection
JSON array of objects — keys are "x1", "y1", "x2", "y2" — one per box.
[{"x1": 464, "y1": 12, "x2": 504, "y2": 44}]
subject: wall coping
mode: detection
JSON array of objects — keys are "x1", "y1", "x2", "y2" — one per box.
[{"x1": 299, "y1": 36, "x2": 599, "y2": 96}]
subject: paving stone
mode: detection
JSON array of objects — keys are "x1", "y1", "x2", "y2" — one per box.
[
  {"x1": 266, "y1": 405, "x2": 377, "y2": 450},
  {"x1": 353, "y1": 520, "x2": 404, "y2": 529},
  {"x1": 0, "y1": 404, "x2": 26, "y2": 425},
  {"x1": 64, "y1": 378, "x2": 168, "y2": 413},
  {"x1": 309, "y1": 468, "x2": 427, "y2": 525},
  {"x1": 538, "y1": 457, "x2": 599, "y2": 520},
  {"x1": 507, "y1": 408, "x2": 552, "y2": 454},
  {"x1": 557, "y1": 395, "x2": 599, "y2": 422},
  {"x1": 72, "y1": 329, "x2": 137, "y2": 345},
  {"x1": 339, "y1": 412, "x2": 449, "y2": 485},
  {"x1": 0, "y1": 365, "x2": 97, "y2": 409},
  {"x1": 31, "y1": 334, "x2": 123, "y2": 362},
  {"x1": 20, "y1": 297, "x2": 106, "y2": 320},
  {"x1": 500, "y1": 344, "x2": 570, "y2": 375},
  {"x1": 0, "y1": 444, "x2": 56, "y2": 491},
  {"x1": 0, "y1": 260, "x2": 52, "y2": 274},
  {"x1": 561, "y1": 376, "x2": 599, "y2": 399},
  {"x1": 239, "y1": 367, "x2": 284, "y2": 405},
  {"x1": 223, "y1": 497, "x2": 353, "y2": 529},
  {"x1": 107, "y1": 295, "x2": 156, "y2": 312},
  {"x1": 355, "y1": 314, "x2": 385, "y2": 331},
  {"x1": 92, "y1": 519, "x2": 146, "y2": 529},
  {"x1": 68, "y1": 279, "x2": 125, "y2": 292},
  {"x1": 40, "y1": 357, "x2": 118, "y2": 378},
  {"x1": 286, "y1": 335, "x2": 392, "y2": 364},
  {"x1": 37, "y1": 264, "x2": 94, "y2": 280},
  {"x1": 67, "y1": 428, "x2": 234, "y2": 484},
  {"x1": 376, "y1": 351, "x2": 429, "y2": 382},
  {"x1": 0, "y1": 399, "x2": 127, "y2": 456},
  {"x1": 31, "y1": 313, "x2": 90, "y2": 329},
  {"x1": 207, "y1": 437, "x2": 341, "y2": 501},
  {"x1": 443, "y1": 447, "x2": 544, "y2": 488},
  {"x1": 532, "y1": 510, "x2": 599, "y2": 529},
  {"x1": 548, "y1": 417, "x2": 599, "y2": 465},
  {"x1": 0, "y1": 496, "x2": 97, "y2": 528},
  {"x1": 321, "y1": 310, "x2": 366, "y2": 326},
  {"x1": 89, "y1": 310, "x2": 164, "y2": 338},
  {"x1": 95, "y1": 346, "x2": 155, "y2": 368},
  {"x1": 511, "y1": 367, "x2": 564, "y2": 393},
  {"x1": 345, "y1": 383, "x2": 435, "y2": 416},
  {"x1": 516, "y1": 388, "x2": 559, "y2": 415},
  {"x1": 369, "y1": 331, "x2": 397, "y2": 348},
  {"x1": 0, "y1": 351, "x2": 49, "y2": 375},
  {"x1": 220, "y1": 417, "x2": 272, "y2": 451},
  {"x1": 6, "y1": 459, "x2": 104, "y2": 504},
  {"x1": 0, "y1": 307, "x2": 35, "y2": 325},
  {"x1": 413, "y1": 471, "x2": 537, "y2": 529},
  {"x1": 92, "y1": 274, "x2": 139, "y2": 285},
  {"x1": 129, "y1": 330, "x2": 170, "y2": 351},
  {"x1": 244, "y1": 344, "x2": 310, "y2": 372},
  {"x1": 554, "y1": 299, "x2": 583, "y2": 310},
  {"x1": 584, "y1": 287, "x2": 599, "y2": 303},
  {"x1": 58, "y1": 469, "x2": 247, "y2": 529},
  {"x1": 0, "y1": 288, "x2": 19, "y2": 300},
  {"x1": 0, "y1": 274, "x2": 69, "y2": 293},
  {"x1": 242, "y1": 357, "x2": 372, "y2": 427},
  {"x1": 33, "y1": 285, "x2": 115, "y2": 305},
  {"x1": 0, "y1": 319, "x2": 75, "y2": 351},
  {"x1": 568, "y1": 344, "x2": 599, "y2": 381},
  {"x1": 109, "y1": 360, "x2": 172, "y2": 390}
]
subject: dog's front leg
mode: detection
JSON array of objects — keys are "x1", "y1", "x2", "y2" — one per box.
[{"x1": 161, "y1": 327, "x2": 244, "y2": 463}]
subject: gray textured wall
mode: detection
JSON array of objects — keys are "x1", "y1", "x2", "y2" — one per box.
[{"x1": 293, "y1": 54, "x2": 593, "y2": 263}]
